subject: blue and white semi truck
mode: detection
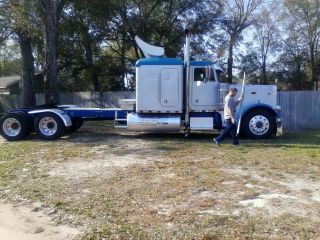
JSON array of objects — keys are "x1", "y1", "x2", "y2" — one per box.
[{"x1": 0, "y1": 32, "x2": 281, "y2": 141}]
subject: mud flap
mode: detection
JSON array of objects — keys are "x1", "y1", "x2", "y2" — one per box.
[{"x1": 276, "y1": 117, "x2": 283, "y2": 136}]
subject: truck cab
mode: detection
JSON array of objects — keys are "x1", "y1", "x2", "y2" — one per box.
[
  {"x1": 190, "y1": 61, "x2": 221, "y2": 112},
  {"x1": 130, "y1": 35, "x2": 281, "y2": 138}
]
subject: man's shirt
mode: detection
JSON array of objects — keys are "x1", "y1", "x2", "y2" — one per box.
[{"x1": 224, "y1": 95, "x2": 236, "y2": 120}]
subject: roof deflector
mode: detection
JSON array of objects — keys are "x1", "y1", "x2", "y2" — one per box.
[{"x1": 135, "y1": 36, "x2": 165, "y2": 58}]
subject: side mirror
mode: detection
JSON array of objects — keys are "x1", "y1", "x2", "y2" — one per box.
[{"x1": 205, "y1": 67, "x2": 212, "y2": 82}]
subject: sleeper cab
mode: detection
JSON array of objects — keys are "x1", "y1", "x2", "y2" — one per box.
[{"x1": 135, "y1": 58, "x2": 183, "y2": 113}]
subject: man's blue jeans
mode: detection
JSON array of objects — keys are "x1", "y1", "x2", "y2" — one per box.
[{"x1": 216, "y1": 119, "x2": 239, "y2": 145}]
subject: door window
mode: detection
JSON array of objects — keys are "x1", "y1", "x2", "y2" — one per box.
[{"x1": 194, "y1": 68, "x2": 215, "y2": 82}]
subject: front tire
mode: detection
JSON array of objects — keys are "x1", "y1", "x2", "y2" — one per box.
[
  {"x1": 34, "y1": 113, "x2": 66, "y2": 140},
  {"x1": 0, "y1": 113, "x2": 32, "y2": 141},
  {"x1": 242, "y1": 109, "x2": 276, "y2": 139}
]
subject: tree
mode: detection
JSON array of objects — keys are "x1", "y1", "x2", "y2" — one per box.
[
  {"x1": 252, "y1": 8, "x2": 279, "y2": 83},
  {"x1": 0, "y1": 0, "x2": 38, "y2": 107},
  {"x1": 37, "y1": 0, "x2": 67, "y2": 104},
  {"x1": 56, "y1": 0, "x2": 127, "y2": 92},
  {"x1": 239, "y1": 51, "x2": 261, "y2": 83},
  {"x1": 284, "y1": 0, "x2": 320, "y2": 90},
  {"x1": 105, "y1": 0, "x2": 222, "y2": 88},
  {"x1": 279, "y1": 20, "x2": 310, "y2": 89},
  {"x1": 0, "y1": 41, "x2": 21, "y2": 77},
  {"x1": 220, "y1": 0, "x2": 262, "y2": 83},
  {"x1": 57, "y1": 0, "x2": 222, "y2": 92}
]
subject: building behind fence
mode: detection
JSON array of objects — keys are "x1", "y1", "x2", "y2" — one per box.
[{"x1": 1, "y1": 91, "x2": 319, "y2": 131}]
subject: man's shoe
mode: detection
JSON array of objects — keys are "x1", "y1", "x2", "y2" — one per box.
[
  {"x1": 213, "y1": 138, "x2": 221, "y2": 146},
  {"x1": 233, "y1": 143, "x2": 240, "y2": 147}
]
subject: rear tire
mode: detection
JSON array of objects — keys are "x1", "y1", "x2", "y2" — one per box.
[
  {"x1": 242, "y1": 109, "x2": 276, "y2": 139},
  {"x1": 34, "y1": 113, "x2": 66, "y2": 140},
  {"x1": 0, "y1": 113, "x2": 31, "y2": 141}
]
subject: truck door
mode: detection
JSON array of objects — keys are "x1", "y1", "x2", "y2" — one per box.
[
  {"x1": 191, "y1": 67, "x2": 220, "y2": 110},
  {"x1": 160, "y1": 68, "x2": 179, "y2": 107}
]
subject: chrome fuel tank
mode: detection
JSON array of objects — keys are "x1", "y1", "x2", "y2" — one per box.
[{"x1": 127, "y1": 113, "x2": 181, "y2": 132}]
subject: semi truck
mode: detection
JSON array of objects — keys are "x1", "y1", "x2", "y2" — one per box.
[{"x1": 0, "y1": 32, "x2": 281, "y2": 141}]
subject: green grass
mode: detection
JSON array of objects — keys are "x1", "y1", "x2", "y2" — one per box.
[
  {"x1": 0, "y1": 142, "x2": 39, "y2": 186},
  {"x1": 0, "y1": 142, "x2": 37, "y2": 162}
]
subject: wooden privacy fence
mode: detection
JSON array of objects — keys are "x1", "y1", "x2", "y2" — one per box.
[
  {"x1": 278, "y1": 91, "x2": 320, "y2": 131},
  {"x1": 0, "y1": 91, "x2": 319, "y2": 131}
]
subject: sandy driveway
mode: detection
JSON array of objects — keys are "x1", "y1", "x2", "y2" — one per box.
[{"x1": 0, "y1": 203, "x2": 79, "y2": 240}]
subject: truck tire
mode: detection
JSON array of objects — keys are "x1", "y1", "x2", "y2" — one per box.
[
  {"x1": 0, "y1": 113, "x2": 32, "y2": 141},
  {"x1": 68, "y1": 118, "x2": 83, "y2": 133},
  {"x1": 242, "y1": 109, "x2": 276, "y2": 139},
  {"x1": 34, "y1": 113, "x2": 66, "y2": 140}
]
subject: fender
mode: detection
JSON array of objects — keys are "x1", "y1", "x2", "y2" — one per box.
[
  {"x1": 28, "y1": 109, "x2": 72, "y2": 127},
  {"x1": 237, "y1": 103, "x2": 277, "y2": 120}
]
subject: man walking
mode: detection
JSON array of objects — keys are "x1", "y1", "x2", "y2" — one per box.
[{"x1": 214, "y1": 88, "x2": 242, "y2": 146}]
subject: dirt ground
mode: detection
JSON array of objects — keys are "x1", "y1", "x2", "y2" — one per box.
[
  {"x1": 0, "y1": 202, "x2": 79, "y2": 240},
  {"x1": 0, "y1": 121, "x2": 320, "y2": 239}
]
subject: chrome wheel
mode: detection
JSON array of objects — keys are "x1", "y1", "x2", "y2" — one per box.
[
  {"x1": 2, "y1": 118, "x2": 21, "y2": 137},
  {"x1": 249, "y1": 115, "x2": 270, "y2": 136},
  {"x1": 38, "y1": 117, "x2": 57, "y2": 136}
]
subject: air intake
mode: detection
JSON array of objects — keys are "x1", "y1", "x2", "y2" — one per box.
[{"x1": 135, "y1": 36, "x2": 165, "y2": 58}]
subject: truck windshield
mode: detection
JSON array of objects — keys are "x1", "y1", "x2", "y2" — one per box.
[{"x1": 194, "y1": 68, "x2": 215, "y2": 82}]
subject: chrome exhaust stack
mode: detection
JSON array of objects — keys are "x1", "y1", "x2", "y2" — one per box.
[{"x1": 184, "y1": 29, "x2": 191, "y2": 134}]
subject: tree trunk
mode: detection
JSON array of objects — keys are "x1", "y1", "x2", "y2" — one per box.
[
  {"x1": 18, "y1": 35, "x2": 36, "y2": 107},
  {"x1": 39, "y1": 0, "x2": 66, "y2": 104},
  {"x1": 310, "y1": 46, "x2": 318, "y2": 90},
  {"x1": 120, "y1": 32, "x2": 126, "y2": 91},
  {"x1": 120, "y1": 56, "x2": 126, "y2": 91},
  {"x1": 296, "y1": 61, "x2": 303, "y2": 90},
  {"x1": 49, "y1": 27, "x2": 59, "y2": 103},
  {"x1": 227, "y1": 39, "x2": 234, "y2": 84},
  {"x1": 84, "y1": 38, "x2": 100, "y2": 91},
  {"x1": 89, "y1": 68, "x2": 99, "y2": 92},
  {"x1": 43, "y1": 13, "x2": 59, "y2": 104},
  {"x1": 262, "y1": 59, "x2": 267, "y2": 84}
]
